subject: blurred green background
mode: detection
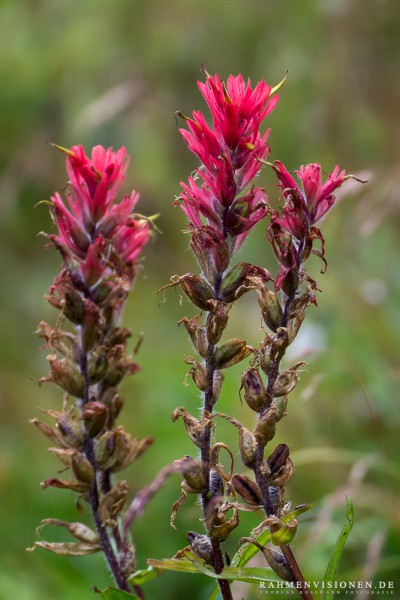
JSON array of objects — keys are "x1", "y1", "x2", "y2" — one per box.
[{"x1": 0, "y1": 0, "x2": 399, "y2": 598}]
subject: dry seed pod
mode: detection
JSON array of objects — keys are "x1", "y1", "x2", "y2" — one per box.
[
  {"x1": 231, "y1": 474, "x2": 262, "y2": 506},
  {"x1": 119, "y1": 542, "x2": 136, "y2": 577},
  {"x1": 266, "y1": 444, "x2": 290, "y2": 475},
  {"x1": 257, "y1": 287, "x2": 283, "y2": 332},
  {"x1": 214, "y1": 338, "x2": 252, "y2": 369},
  {"x1": 56, "y1": 413, "x2": 84, "y2": 449},
  {"x1": 241, "y1": 367, "x2": 267, "y2": 412},
  {"x1": 253, "y1": 403, "x2": 279, "y2": 446},
  {"x1": 98, "y1": 480, "x2": 129, "y2": 526},
  {"x1": 268, "y1": 486, "x2": 285, "y2": 517},
  {"x1": 94, "y1": 430, "x2": 116, "y2": 467},
  {"x1": 209, "y1": 506, "x2": 239, "y2": 542},
  {"x1": 71, "y1": 451, "x2": 95, "y2": 484},
  {"x1": 209, "y1": 469, "x2": 224, "y2": 498},
  {"x1": 260, "y1": 546, "x2": 293, "y2": 581},
  {"x1": 82, "y1": 401, "x2": 108, "y2": 437},
  {"x1": 238, "y1": 426, "x2": 258, "y2": 468},
  {"x1": 178, "y1": 456, "x2": 206, "y2": 492},
  {"x1": 45, "y1": 355, "x2": 85, "y2": 399},
  {"x1": 187, "y1": 531, "x2": 215, "y2": 566},
  {"x1": 206, "y1": 301, "x2": 231, "y2": 345},
  {"x1": 178, "y1": 316, "x2": 208, "y2": 358},
  {"x1": 185, "y1": 357, "x2": 208, "y2": 391},
  {"x1": 178, "y1": 274, "x2": 215, "y2": 310},
  {"x1": 63, "y1": 288, "x2": 86, "y2": 325}
]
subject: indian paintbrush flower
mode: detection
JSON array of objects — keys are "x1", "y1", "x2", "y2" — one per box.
[
  {"x1": 176, "y1": 70, "x2": 282, "y2": 256},
  {"x1": 30, "y1": 144, "x2": 155, "y2": 594}
]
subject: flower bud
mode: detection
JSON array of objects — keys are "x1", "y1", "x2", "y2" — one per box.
[
  {"x1": 71, "y1": 450, "x2": 95, "y2": 484},
  {"x1": 241, "y1": 368, "x2": 267, "y2": 412},
  {"x1": 214, "y1": 338, "x2": 252, "y2": 369},
  {"x1": 231, "y1": 473, "x2": 261, "y2": 506},
  {"x1": 187, "y1": 531, "x2": 214, "y2": 566},
  {"x1": 47, "y1": 354, "x2": 85, "y2": 398},
  {"x1": 82, "y1": 401, "x2": 108, "y2": 437}
]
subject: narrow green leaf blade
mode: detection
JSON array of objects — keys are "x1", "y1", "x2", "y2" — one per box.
[
  {"x1": 129, "y1": 566, "x2": 160, "y2": 585},
  {"x1": 322, "y1": 496, "x2": 355, "y2": 600},
  {"x1": 94, "y1": 587, "x2": 139, "y2": 599}
]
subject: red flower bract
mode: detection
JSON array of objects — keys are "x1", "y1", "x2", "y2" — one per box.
[
  {"x1": 271, "y1": 160, "x2": 347, "y2": 240},
  {"x1": 48, "y1": 145, "x2": 150, "y2": 286},
  {"x1": 176, "y1": 72, "x2": 280, "y2": 254}
]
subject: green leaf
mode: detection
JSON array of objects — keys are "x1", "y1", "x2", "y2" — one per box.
[
  {"x1": 322, "y1": 496, "x2": 355, "y2": 600},
  {"x1": 231, "y1": 502, "x2": 316, "y2": 568},
  {"x1": 206, "y1": 502, "x2": 317, "y2": 600},
  {"x1": 94, "y1": 587, "x2": 139, "y2": 599},
  {"x1": 146, "y1": 550, "x2": 281, "y2": 585},
  {"x1": 129, "y1": 566, "x2": 160, "y2": 585}
]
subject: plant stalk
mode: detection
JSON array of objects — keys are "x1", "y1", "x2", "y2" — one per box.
[{"x1": 79, "y1": 351, "x2": 131, "y2": 593}]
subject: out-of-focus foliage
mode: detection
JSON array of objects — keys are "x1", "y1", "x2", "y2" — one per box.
[{"x1": 1, "y1": 0, "x2": 399, "y2": 598}]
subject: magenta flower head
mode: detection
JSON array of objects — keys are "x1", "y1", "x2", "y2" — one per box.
[
  {"x1": 270, "y1": 160, "x2": 347, "y2": 240},
  {"x1": 48, "y1": 145, "x2": 150, "y2": 290},
  {"x1": 176, "y1": 70, "x2": 282, "y2": 256}
]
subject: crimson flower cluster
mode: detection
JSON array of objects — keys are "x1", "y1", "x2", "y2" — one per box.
[
  {"x1": 176, "y1": 71, "x2": 280, "y2": 253},
  {"x1": 49, "y1": 145, "x2": 150, "y2": 289}
]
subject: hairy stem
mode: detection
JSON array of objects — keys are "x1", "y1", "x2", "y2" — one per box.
[
  {"x1": 79, "y1": 351, "x2": 130, "y2": 593},
  {"x1": 199, "y1": 274, "x2": 233, "y2": 600}
]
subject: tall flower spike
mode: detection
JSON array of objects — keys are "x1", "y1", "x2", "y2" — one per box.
[
  {"x1": 31, "y1": 144, "x2": 153, "y2": 593},
  {"x1": 176, "y1": 72, "x2": 281, "y2": 254}
]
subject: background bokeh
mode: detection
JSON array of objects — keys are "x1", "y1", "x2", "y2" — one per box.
[{"x1": 0, "y1": 0, "x2": 399, "y2": 598}]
